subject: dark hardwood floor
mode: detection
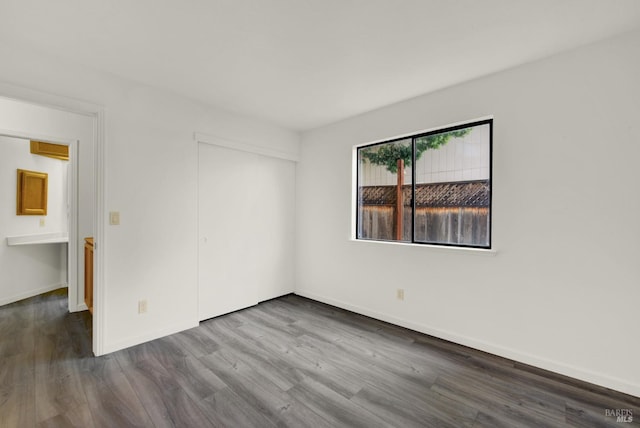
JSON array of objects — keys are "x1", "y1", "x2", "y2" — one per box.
[{"x1": 0, "y1": 288, "x2": 638, "y2": 427}]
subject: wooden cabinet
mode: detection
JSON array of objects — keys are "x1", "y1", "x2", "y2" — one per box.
[
  {"x1": 84, "y1": 237, "x2": 94, "y2": 314},
  {"x1": 30, "y1": 140, "x2": 69, "y2": 160}
]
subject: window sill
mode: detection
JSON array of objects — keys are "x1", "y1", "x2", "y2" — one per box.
[{"x1": 349, "y1": 238, "x2": 497, "y2": 256}]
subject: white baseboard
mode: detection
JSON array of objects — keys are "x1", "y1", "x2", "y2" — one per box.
[
  {"x1": 0, "y1": 283, "x2": 67, "y2": 307},
  {"x1": 101, "y1": 319, "x2": 199, "y2": 355},
  {"x1": 73, "y1": 302, "x2": 88, "y2": 313},
  {"x1": 295, "y1": 289, "x2": 640, "y2": 398}
]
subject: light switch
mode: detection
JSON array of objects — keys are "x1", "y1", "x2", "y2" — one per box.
[{"x1": 109, "y1": 211, "x2": 120, "y2": 225}]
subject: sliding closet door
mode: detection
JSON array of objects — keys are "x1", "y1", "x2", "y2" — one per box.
[{"x1": 198, "y1": 142, "x2": 295, "y2": 321}]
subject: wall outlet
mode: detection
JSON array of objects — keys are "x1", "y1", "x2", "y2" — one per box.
[
  {"x1": 138, "y1": 300, "x2": 147, "y2": 314},
  {"x1": 39, "y1": 218, "x2": 45, "y2": 227},
  {"x1": 397, "y1": 289, "x2": 405, "y2": 301}
]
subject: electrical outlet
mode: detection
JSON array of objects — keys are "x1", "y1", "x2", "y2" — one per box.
[
  {"x1": 397, "y1": 289, "x2": 405, "y2": 301},
  {"x1": 39, "y1": 218, "x2": 45, "y2": 227},
  {"x1": 138, "y1": 300, "x2": 147, "y2": 314}
]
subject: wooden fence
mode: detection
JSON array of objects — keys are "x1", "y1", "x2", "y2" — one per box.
[{"x1": 357, "y1": 180, "x2": 490, "y2": 246}]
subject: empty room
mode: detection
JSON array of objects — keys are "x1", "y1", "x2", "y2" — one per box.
[{"x1": 1, "y1": 1, "x2": 639, "y2": 427}]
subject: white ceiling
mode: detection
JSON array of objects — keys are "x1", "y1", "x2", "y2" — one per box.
[{"x1": 3, "y1": 0, "x2": 640, "y2": 131}]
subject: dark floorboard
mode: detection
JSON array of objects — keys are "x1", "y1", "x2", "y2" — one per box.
[{"x1": 0, "y1": 288, "x2": 638, "y2": 427}]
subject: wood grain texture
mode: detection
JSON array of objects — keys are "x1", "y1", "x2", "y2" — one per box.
[
  {"x1": 1, "y1": 289, "x2": 638, "y2": 427},
  {"x1": 30, "y1": 140, "x2": 69, "y2": 161}
]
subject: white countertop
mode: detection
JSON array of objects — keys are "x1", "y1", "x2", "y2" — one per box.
[{"x1": 6, "y1": 232, "x2": 69, "y2": 246}]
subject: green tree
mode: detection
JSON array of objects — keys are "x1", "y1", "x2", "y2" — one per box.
[{"x1": 360, "y1": 128, "x2": 471, "y2": 173}]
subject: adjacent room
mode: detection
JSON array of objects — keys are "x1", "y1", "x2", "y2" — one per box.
[
  {"x1": 1, "y1": 1, "x2": 639, "y2": 426},
  {"x1": 1, "y1": 136, "x2": 69, "y2": 306}
]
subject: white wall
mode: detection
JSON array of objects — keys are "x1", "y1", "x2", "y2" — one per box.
[
  {"x1": 0, "y1": 135, "x2": 68, "y2": 305},
  {"x1": 296, "y1": 29, "x2": 640, "y2": 397},
  {"x1": 0, "y1": 39, "x2": 299, "y2": 354}
]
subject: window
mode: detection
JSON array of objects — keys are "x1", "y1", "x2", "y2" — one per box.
[{"x1": 356, "y1": 119, "x2": 492, "y2": 248}]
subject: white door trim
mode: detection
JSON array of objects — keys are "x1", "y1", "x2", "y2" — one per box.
[{"x1": 195, "y1": 132, "x2": 300, "y2": 162}]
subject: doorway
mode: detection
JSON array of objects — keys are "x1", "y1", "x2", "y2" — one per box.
[
  {"x1": 0, "y1": 92, "x2": 103, "y2": 355},
  {"x1": 0, "y1": 136, "x2": 74, "y2": 308}
]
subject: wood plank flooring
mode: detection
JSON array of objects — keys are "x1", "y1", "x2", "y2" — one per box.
[{"x1": 0, "y1": 288, "x2": 638, "y2": 427}]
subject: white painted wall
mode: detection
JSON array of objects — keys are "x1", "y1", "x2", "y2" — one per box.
[
  {"x1": 0, "y1": 39, "x2": 299, "y2": 354},
  {"x1": 296, "y1": 30, "x2": 640, "y2": 397},
  {"x1": 0, "y1": 135, "x2": 68, "y2": 305},
  {"x1": 0, "y1": 99, "x2": 93, "y2": 312}
]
